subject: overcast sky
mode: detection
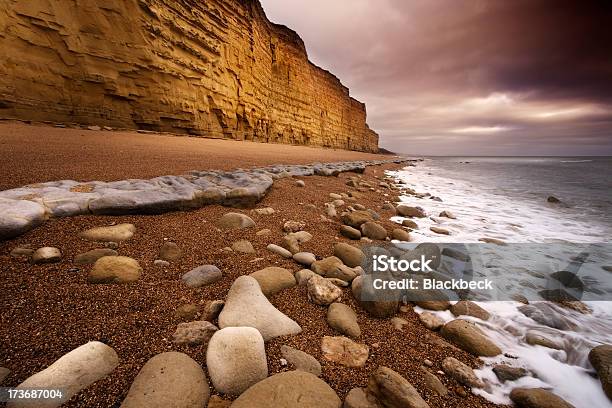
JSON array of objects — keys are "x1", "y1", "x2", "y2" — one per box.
[{"x1": 260, "y1": 0, "x2": 612, "y2": 155}]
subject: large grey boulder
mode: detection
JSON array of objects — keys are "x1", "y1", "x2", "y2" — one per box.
[
  {"x1": 121, "y1": 352, "x2": 209, "y2": 408},
  {"x1": 218, "y1": 276, "x2": 301, "y2": 341},
  {"x1": 8, "y1": 341, "x2": 118, "y2": 408},
  {"x1": 206, "y1": 327, "x2": 267, "y2": 396},
  {"x1": 231, "y1": 371, "x2": 341, "y2": 408}
]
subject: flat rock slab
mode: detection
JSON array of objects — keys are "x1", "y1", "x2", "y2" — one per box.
[
  {"x1": 218, "y1": 276, "x2": 302, "y2": 341},
  {"x1": 121, "y1": 352, "x2": 209, "y2": 408},
  {"x1": 206, "y1": 327, "x2": 268, "y2": 396},
  {"x1": 74, "y1": 248, "x2": 118, "y2": 264},
  {"x1": 231, "y1": 371, "x2": 341, "y2": 408},
  {"x1": 0, "y1": 159, "x2": 409, "y2": 241},
  {"x1": 8, "y1": 341, "x2": 118, "y2": 408}
]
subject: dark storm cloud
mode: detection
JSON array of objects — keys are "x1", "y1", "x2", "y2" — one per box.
[{"x1": 260, "y1": 0, "x2": 612, "y2": 155}]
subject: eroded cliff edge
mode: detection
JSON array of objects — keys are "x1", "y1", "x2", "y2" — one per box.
[{"x1": 0, "y1": 0, "x2": 379, "y2": 152}]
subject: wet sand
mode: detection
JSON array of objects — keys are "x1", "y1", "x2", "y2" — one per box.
[
  {"x1": 0, "y1": 162, "x2": 501, "y2": 407},
  {"x1": 0, "y1": 121, "x2": 392, "y2": 191}
]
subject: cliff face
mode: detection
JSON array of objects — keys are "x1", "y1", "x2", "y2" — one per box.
[{"x1": 0, "y1": 0, "x2": 379, "y2": 152}]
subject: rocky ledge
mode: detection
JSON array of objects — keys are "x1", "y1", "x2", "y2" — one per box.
[{"x1": 0, "y1": 159, "x2": 408, "y2": 241}]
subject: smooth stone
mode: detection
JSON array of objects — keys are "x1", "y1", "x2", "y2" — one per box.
[
  {"x1": 231, "y1": 371, "x2": 341, "y2": 408},
  {"x1": 296, "y1": 269, "x2": 316, "y2": 285},
  {"x1": 80, "y1": 223, "x2": 135, "y2": 242},
  {"x1": 478, "y1": 237, "x2": 507, "y2": 246},
  {"x1": 202, "y1": 300, "x2": 224, "y2": 321},
  {"x1": 493, "y1": 365, "x2": 528, "y2": 382},
  {"x1": 402, "y1": 219, "x2": 418, "y2": 229},
  {"x1": 175, "y1": 304, "x2": 199, "y2": 321},
  {"x1": 267, "y1": 243, "x2": 292, "y2": 258},
  {"x1": 344, "y1": 388, "x2": 378, "y2": 408},
  {"x1": 341, "y1": 210, "x2": 374, "y2": 228},
  {"x1": 441, "y1": 247, "x2": 469, "y2": 262},
  {"x1": 218, "y1": 276, "x2": 302, "y2": 341},
  {"x1": 396, "y1": 205, "x2": 426, "y2": 218},
  {"x1": 0, "y1": 198, "x2": 46, "y2": 240},
  {"x1": 330, "y1": 193, "x2": 343, "y2": 199},
  {"x1": 525, "y1": 332, "x2": 563, "y2": 350},
  {"x1": 419, "y1": 312, "x2": 444, "y2": 331},
  {"x1": 366, "y1": 366, "x2": 430, "y2": 408},
  {"x1": 293, "y1": 252, "x2": 316, "y2": 266},
  {"x1": 182, "y1": 265, "x2": 222, "y2": 288},
  {"x1": 430, "y1": 226, "x2": 450, "y2": 235},
  {"x1": 420, "y1": 366, "x2": 448, "y2": 396},
  {"x1": 32, "y1": 247, "x2": 62, "y2": 264},
  {"x1": 159, "y1": 241, "x2": 182, "y2": 261},
  {"x1": 450, "y1": 301, "x2": 490, "y2": 320},
  {"x1": 217, "y1": 213, "x2": 255, "y2": 230},
  {"x1": 441, "y1": 357, "x2": 484, "y2": 388},
  {"x1": 439, "y1": 210, "x2": 456, "y2": 219},
  {"x1": 74, "y1": 248, "x2": 118, "y2": 264},
  {"x1": 414, "y1": 300, "x2": 450, "y2": 311},
  {"x1": 10, "y1": 247, "x2": 34, "y2": 260},
  {"x1": 295, "y1": 180, "x2": 305, "y2": 187},
  {"x1": 589, "y1": 344, "x2": 612, "y2": 400},
  {"x1": 340, "y1": 225, "x2": 362, "y2": 240},
  {"x1": 334, "y1": 243, "x2": 365, "y2": 268},
  {"x1": 327, "y1": 303, "x2": 360, "y2": 338},
  {"x1": 232, "y1": 239, "x2": 255, "y2": 254},
  {"x1": 308, "y1": 275, "x2": 343, "y2": 305},
  {"x1": 88, "y1": 256, "x2": 142, "y2": 284},
  {"x1": 327, "y1": 264, "x2": 358, "y2": 282},
  {"x1": 391, "y1": 228, "x2": 411, "y2": 241},
  {"x1": 250, "y1": 267, "x2": 296, "y2": 296},
  {"x1": 172, "y1": 321, "x2": 218, "y2": 345},
  {"x1": 153, "y1": 259, "x2": 170, "y2": 267},
  {"x1": 121, "y1": 352, "x2": 209, "y2": 408},
  {"x1": 312, "y1": 256, "x2": 344, "y2": 276},
  {"x1": 518, "y1": 303, "x2": 577, "y2": 331},
  {"x1": 360, "y1": 222, "x2": 387, "y2": 240},
  {"x1": 321, "y1": 336, "x2": 369, "y2": 368},
  {"x1": 351, "y1": 275, "x2": 399, "y2": 318},
  {"x1": 280, "y1": 345, "x2": 322, "y2": 376},
  {"x1": 9, "y1": 341, "x2": 118, "y2": 408},
  {"x1": 332, "y1": 199, "x2": 345, "y2": 207},
  {"x1": 441, "y1": 319, "x2": 501, "y2": 357},
  {"x1": 547, "y1": 196, "x2": 561, "y2": 203},
  {"x1": 206, "y1": 327, "x2": 268, "y2": 396},
  {"x1": 256, "y1": 228, "x2": 271, "y2": 236},
  {"x1": 509, "y1": 388, "x2": 575, "y2": 408}
]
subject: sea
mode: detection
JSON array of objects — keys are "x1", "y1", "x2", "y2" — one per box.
[{"x1": 388, "y1": 157, "x2": 612, "y2": 407}]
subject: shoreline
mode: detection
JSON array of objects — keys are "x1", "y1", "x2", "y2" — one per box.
[{"x1": 0, "y1": 161, "x2": 504, "y2": 407}]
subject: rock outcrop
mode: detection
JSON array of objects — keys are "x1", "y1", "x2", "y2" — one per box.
[{"x1": 0, "y1": 0, "x2": 379, "y2": 152}]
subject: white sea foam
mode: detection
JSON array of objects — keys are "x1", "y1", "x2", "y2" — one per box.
[{"x1": 389, "y1": 160, "x2": 612, "y2": 408}]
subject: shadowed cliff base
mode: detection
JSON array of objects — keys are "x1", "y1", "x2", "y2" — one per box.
[{"x1": 0, "y1": 122, "x2": 392, "y2": 191}]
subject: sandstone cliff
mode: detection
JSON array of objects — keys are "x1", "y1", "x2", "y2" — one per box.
[{"x1": 0, "y1": 0, "x2": 379, "y2": 152}]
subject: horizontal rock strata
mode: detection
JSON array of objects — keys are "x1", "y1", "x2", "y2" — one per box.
[
  {"x1": 0, "y1": 0, "x2": 379, "y2": 152},
  {"x1": 0, "y1": 159, "x2": 408, "y2": 240}
]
